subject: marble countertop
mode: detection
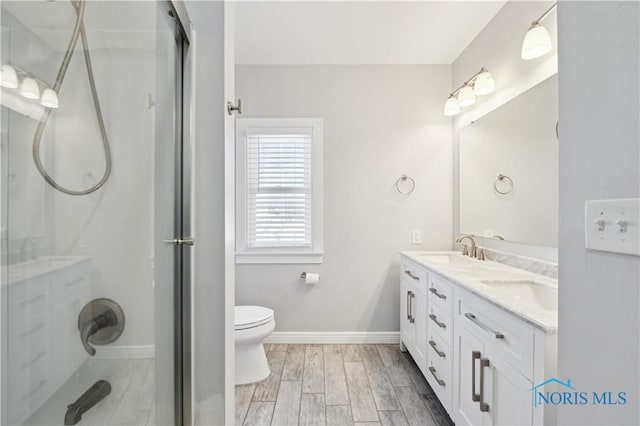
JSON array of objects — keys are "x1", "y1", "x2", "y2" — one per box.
[
  {"x1": 4, "y1": 255, "x2": 91, "y2": 285},
  {"x1": 400, "y1": 250, "x2": 558, "y2": 333}
]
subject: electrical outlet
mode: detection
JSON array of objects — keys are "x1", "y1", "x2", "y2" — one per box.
[{"x1": 411, "y1": 229, "x2": 422, "y2": 245}]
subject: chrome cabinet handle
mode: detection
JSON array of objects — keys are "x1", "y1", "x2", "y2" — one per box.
[
  {"x1": 464, "y1": 313, "x2": 504, "y2": 339},
  {"x1": 428, "y1": 366, "x2": 446, "y2": 386},
  {"x1": 409, "y1": 292, "x2": 415, "y2": 323},
  {"x1": 404, "y1": 270, "x2": 420, "y2": 281},
  {"x1": 406, "y1": 291, "x2": 411, "y2": 321},
  {"x1": 429, "y1": 287, "x2": 446, "y2": 299},
  {"x1": 479, "y1": 357, "x2": 490, "y2": 412},
  {"x1": 429, "y1": 313, "x2": 446, "y2": 329},
  {"x1": 472, "y1": 351, "x2": 481, "y2": 402},
  {"x1": 164, "y1": 237, "x2": 195, "y2": 246},
  {"x1": 428, "y1": 340, "x2": 445, "y2": 358}
]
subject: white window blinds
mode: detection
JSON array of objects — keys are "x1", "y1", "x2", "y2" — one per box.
[{"x1": 246, "y1": 131, "x2": 313, "y2": 248}]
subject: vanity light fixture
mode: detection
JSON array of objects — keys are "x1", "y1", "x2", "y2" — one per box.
[
  {"x1": 40, "y1": 88, "x2": 59, "y2": 109},
  {"x1": 1, "y1": 64, "x2": 60, "y2": 109},
  {"x1": 20, "y1": 77, "x2": 40, "y2": 100},
  {"x1": 1, "y1": 65, "x2": 18, "y2": 89},
  {"x1": 522, "y1": 2, "x2": 557, "y2": 60},
  {"x1": 443, "y1": 67, "x2": 495, "y2": 116}
]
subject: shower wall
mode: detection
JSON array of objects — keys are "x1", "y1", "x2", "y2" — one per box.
[
  {"x1": 3, "y1": 7, "x2": 156, "y2": 351},
  {"x1": 50, "y1": 47, "x2": 156, "y2": 349}
]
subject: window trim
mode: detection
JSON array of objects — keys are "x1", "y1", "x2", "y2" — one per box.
[{"x1": 235, "y1": 118, "x2": 324, "y2": 264}]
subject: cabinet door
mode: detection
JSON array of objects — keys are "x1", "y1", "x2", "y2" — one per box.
[
  {"x1": 400, "y1": 280, "x2": 415, "y2": 352},
  {"x1": 482, "y1": 350, "x2": 533, "y2": 426},
  {"x1": 413, "y1": 289, "x2": 427, "y2": 370},
  {"x1": 453, "y1": 324, "x2": 485, "y2": 426}
]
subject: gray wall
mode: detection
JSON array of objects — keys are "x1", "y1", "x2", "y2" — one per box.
[
  {"x1": 557, "y1": 2, "x2": 640, "y2": 424},
  {"x1": 452, "y1": 1, "x2": 558, "y2": 262},
  {"x1": 236, "y1": 65, "x2": 452, "y2": 332}
]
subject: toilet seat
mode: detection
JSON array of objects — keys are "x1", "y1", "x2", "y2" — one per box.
[{"x1": 235, "y1": 305, "x2": 274, "y2": 330}]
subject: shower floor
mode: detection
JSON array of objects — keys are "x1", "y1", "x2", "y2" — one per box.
[{"x1": 25, "y1": 358, "x2": 155, "y2": 426}]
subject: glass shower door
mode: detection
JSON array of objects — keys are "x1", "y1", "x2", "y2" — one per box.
[{"x1": 0, "y1": 1, "x2": 191, "y2": 425}]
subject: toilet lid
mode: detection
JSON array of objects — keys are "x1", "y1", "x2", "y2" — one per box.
[{"x1": 235, "y1": 305, "x2": 274, "y2": 330}]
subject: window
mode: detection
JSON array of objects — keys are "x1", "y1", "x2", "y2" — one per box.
[{"x1": 236, "y1": 118, "x2": 323, "y2": 264}]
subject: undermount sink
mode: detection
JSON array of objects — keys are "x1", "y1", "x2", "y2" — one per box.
[
  {"x1": 480, "y1": 280, "x2": 558, "y2": 311},
  {"x1": 418, "y1": 253, "x2": 475, "y2": 265}
]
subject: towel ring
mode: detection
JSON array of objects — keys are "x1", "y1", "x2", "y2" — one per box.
[
  {"x1": 494, "y1": 174, "x2": 513, "y2": 195},
  {"x1": 395, "y1": 175, "x2": 415, "y2": 195}
]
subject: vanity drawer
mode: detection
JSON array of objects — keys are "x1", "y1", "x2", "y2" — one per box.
[
  {"x1": 426, "y1": 344, "x2": 452, "y2": 411},
  {"x1": 401, "y1": 258, "x2": 427, "y2": 290},
  {"x1": 427, "y1": 303, "x2": 451, "y2": 346},
  {"x1": 457, "y1": 290, "x2": 535, "y2": 379},
  {"x1": 427, "y1": 329, "x2": 450, "y2": 364},
  {"x1": 428, "y1": 274, "x2": 453, "y2": 314}
]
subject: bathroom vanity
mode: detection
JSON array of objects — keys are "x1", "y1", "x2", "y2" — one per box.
[
  {"x1": 399, "y1": 251, "x2": 557, "y2": 426},
  {"x1": 3, "y1": 256, "x2": 91, "y2": 425}
]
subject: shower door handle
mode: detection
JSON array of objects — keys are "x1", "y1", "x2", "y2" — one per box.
[{"x1": 164, "y1": 237, "x2": 195, "y2": 246}]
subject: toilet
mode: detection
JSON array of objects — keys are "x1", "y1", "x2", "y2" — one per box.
[{"x1": 235, "y1": 305, "x2": 275, "y2": 385}]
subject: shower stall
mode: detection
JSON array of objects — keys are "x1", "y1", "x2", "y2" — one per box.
[{"x1": 0, "y1": 1, "x2": 192, "y2": 424}]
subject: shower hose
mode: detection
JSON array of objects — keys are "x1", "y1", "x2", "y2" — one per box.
[{"x1": 32, "y1": 0, "x2": 112, "y2": 196}]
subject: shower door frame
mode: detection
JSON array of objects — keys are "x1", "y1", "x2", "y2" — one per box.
[{"x1": 166, "y1": 1, "x2": 193, "y2": 425}]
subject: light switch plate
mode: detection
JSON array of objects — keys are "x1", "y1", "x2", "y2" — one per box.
[
  {"x1": 585, "y1": 198, "x2": 640, "y2": 256},
  {"x1": 411, "y1": 229, "x2": 422, "y2": 245}
]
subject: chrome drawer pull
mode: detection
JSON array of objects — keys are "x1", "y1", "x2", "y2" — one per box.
[
  {"x1": 429, "y1": 313, "x2": 446, "y2": 329},
  {"x1": 20, "y1": 322, "x2": 45, "y2": 338},
  {"x1": 429, "y1": 287, "x2": 446, "y2": 300},
  {"x1": 404, "y1": 270, "x2": 420, "y2": 281},
  {"x1": 428, "y1": 340, "x2": 445, "y2": 358},
  {"x1": 428, "y1": 366, "x2": 446, "y2": 386},
  {"x1": 472, "y1": 351, "x2": 481, "y2": 402},
  {"x1": 479, "y1": 357, "x2": 490, "y2": 412},
  {"x1": 409, "y1": 292, "x2": 415, "y2": 323},
  {"x1": 22, "y1": 380, "x2": 46, "y2": 400},
  {"x1": 21, "y1": 351, "x2": 46, "y2": 370},
  {"x1": 18, "y1": 294, "x2": 45, "y2": 308},
  {"x1": 464, "y1": 313, "x2": 504, "y2": 339},
  {"x1": 406, "y1": 291, "x2": 411, "y2": 321},
  {"x1": 64, "y1": 277, "x2": 83, "y2": 288}
]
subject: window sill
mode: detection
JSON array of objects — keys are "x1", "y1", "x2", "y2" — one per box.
[{"x1": 235, "y1": 251, "x2": 324, "y2": 264}]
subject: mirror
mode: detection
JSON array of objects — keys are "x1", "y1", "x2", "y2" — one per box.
[{"x1": 459, "y1": 75, "x2": 558, "y2": 247}]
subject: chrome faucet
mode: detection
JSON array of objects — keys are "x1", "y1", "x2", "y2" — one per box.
[
  {"x1": 456, "y1": 234, "x2": 477, "y2": 258},
  {"x1": 21, "y1": 237, "x2": 37, "y2": 262}
]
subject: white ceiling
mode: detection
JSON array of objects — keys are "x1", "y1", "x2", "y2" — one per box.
[{"x1": 236, "y1": 1, "x2": 507, "y2": 65}]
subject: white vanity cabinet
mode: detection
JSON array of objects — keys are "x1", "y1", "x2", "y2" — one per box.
[
  {"x1": 399, "y1": 257, "x2": 428, "y2": 373},
  {"x1": 453, "y1": 288, "x2": 536, "y2": 426},
  {"x1": 399, "y1": 252, "x2": 557, "y2": 426},
  {"x1": 4, "y1": 257, "x2": 91, "y2": 425}
]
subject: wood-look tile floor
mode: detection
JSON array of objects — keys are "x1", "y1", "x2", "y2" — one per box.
[{"x1": 235, "y1": 344, "x2": 454, "y2": 426}]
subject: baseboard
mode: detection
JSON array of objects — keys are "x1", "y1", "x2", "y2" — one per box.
[
  {"x1": 265, "y1": 332, "x2": 400, "y2": 344},
  {"x1": 94, "y1": 344, "x2": 155, "y2": 359}
]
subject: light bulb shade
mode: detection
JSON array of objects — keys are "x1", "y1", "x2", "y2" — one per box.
[
  {"x1": 521, "y1": 23, "x2": 552, "y2": 60},
  {"x1": 457, "y1": 85, "x2": 475, "y2": 107},
  {"x1": 443, "y1": 96, "x2": 460, "y2": 116},
  {"x1": 1, "y1": 65, "x2": 18, "y2": 88},
  {"x1": 41, "y1": 88, "x2": 59, "y2": 108},
  {"x1": 474, "y1": 71, "x2": 494, "y2": 95},
  {"x1": 20, "y1": 77, "x2": 40, "y2": 99}
]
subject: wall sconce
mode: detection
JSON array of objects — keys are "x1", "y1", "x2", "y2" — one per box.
[
  {"x1": 443, "y1": 67, "x2": 495, "y2": 116},
  {"x1": 522, "y1": 3, "x2": 557, "y2": 60},
  {"x1": 1, "y1": 63, "x2": 59, "y2": 109}
]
